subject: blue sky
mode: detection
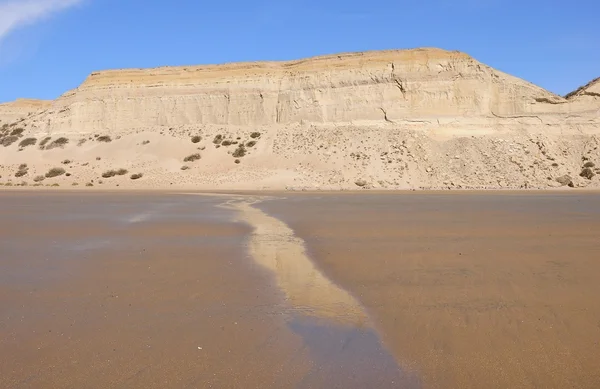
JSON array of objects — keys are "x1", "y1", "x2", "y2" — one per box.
[{"x1": 0, "y1": 0, "x2": 598, "y2": 103}]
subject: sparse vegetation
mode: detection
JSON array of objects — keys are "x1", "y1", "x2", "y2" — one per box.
[
  {"x1": 250, "y1": 132, "x2": 261, "y2": 139},
  {"x1": 1, "y1": 136, "x2": 19, "y2": 147},
  {"x1": 18, "y1": 163, "x2": 27, "y2": 170},
  {"x1": 65, "y1": 173, "x2": 72, "y2": 177},
  {"x1": 130, "y1": 173, "x2": 143, "y2": 180},
  {"x1": 33, "y1": 175, "x2": 45, "y2": 182},
  {"x1": 580, "y1": 167, "x2": 595, "y2": 180},
  {"x1": 51, "y1": 183, "x2": 59, "y2": 187},
  {"x1": 45, "y1": 167, "x2": 66, "y2": 178},
  {"x1": 10, "y1": 128, "x2": 24, "y2": 136},
  {"x1": 96, "y1": 157, "x2": 101, "y2": 160},
  {"x1": 86, "y1": 183, "x2": 93, "y2": 187},
  {"x1": 246, "y1": 140, "x2": 256, "y2": 147},
  {"x1": 62, "y1": 159, "x2": 71, "y2": 164},
  {"x1": 46, "y1": 137, "x2": 69, "y2": 149},
  {"x1": 213, "y1": 134, "x2": 223, "y2": 144},
  {"x1": 15, "y1": 169, "x2": 28, "y2": 178},
  {"x1": 142, "y1": 140, "x2": 150, "y2": 145},
  {"x1": 77, "y1": 139, "x2": 87, "y2": 146},
  {"x1": 191, "y1": 135, "x2": 202, "y2": 143},
  {"x1": 19, "y1": 138, "x2": 37, "y2": 147},
  {"x1": 101, "y1": 168, "x2": 128, "y2": 178},
  {"x1": 232, "y1": 144, "x2": 247, "y2": 158},
  {"x1": 102, "y1": 170, "x2": 117, "y2": 178},
  {"x1": 96, "y1": 135, "x2": 112, "y2": 142},
  {"x1": 184, "y1": 153, "x2": 201, "y2": 162},
  {"x1": 584, "y1": 161, "x2": 595, "y2": 168},
  {"x1": 39, "y1": 137, "x2": 52, "y2": 149},
  {"x1": 72, "y1": 182, "x2": 79, "y2": 186},
  {"x1": 221, "y1": 140, "x2": 233, "y2": 146},
  {"x1": 181, "y1": 165, "x2": 190, "y2": 170},
  {"x1": 234, "y1": 159, "x2": 241, "y2": 164}
]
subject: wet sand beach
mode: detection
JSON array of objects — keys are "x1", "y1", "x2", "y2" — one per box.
[
  {"x1": 258, "y1": 192, "x2": 600, "y2": 388},
  {"x1": 1, "y1": 191, "x2": 600, "y2": 388}
]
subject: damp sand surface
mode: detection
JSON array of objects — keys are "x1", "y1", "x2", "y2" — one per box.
[
  {"x1": 0, "y1": 191, "x2": 413, "y2": 389},
  {"x1": 256, "y1": 191, "x2": 600, "y2": 389},
  {"x1": 2, "y1": 191, "x2": 600, "y2": 388}
]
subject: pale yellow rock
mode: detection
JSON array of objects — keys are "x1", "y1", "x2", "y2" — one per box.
[
  {"x1": 0, "y1": 99, "x2": 51, "y2": 124},
  {"x1": 0, "y1": 48, "x2": 598, "y2": 190}
]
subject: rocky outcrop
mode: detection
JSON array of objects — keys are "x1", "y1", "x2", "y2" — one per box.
[
  {"x1": 0, "y1": 48, "x2": 599, "y2": 190},
  {"x1": 4, "y1": 48, "x2": 598, "y2": 136},
  {"x1": 565, "y1": 77, "x2": 600, "y2": 100},
  {"x1": 0, "y1": 99, "x2": 51, "y2": 125}
]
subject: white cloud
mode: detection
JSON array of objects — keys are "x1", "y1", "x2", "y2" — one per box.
[{"x1": 0, "y1": 0, "x2": 83, "y2": 43}]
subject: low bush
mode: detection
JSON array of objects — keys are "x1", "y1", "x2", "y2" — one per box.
[
  {"x1": 191, "y1": 136, "x2": 202, "y2": 143},
  {"x1": 181, "y1": 165, "x2": 190, "y2": 170},
  {"x1": 46, "y1": 137, "x2": 69, "y2": 149},
  {"x1": 246, "y1": 140, "x2": 256, "y2": 147},
  {"x1": 250, "y1": 132, "x2": 261, "y2": 139},
  {"x1": 183, "y1": 153, "x2": 201, "y2": 162},
  {"x1": 39, "y1": 137, "x2": 52, "y2": 149},
  {"x1": 130, "y1": 173, "x2": 143, "y2": 180},
  {"x1": 102, "y1": 170, "x2": 117, "y2": 178},
  {"x1": 96, "y1": 135, "x2": 112, "y2": 142},
  {"x1": 15, "y1": 169, "x2": 28, "y2": 178},
  {"x1": 221, "y1": 140, "x2": 233, "y2": 146},
  {"x1": 232, "y1": 144, "x2": 246, "y2": 158},
  {"x1": 116, "y1": 168, "x2": 128, "y2": 176},
  {"x1": 10, "y1": 128, "x2": 24, "y2": 136},
  {"x1": 62, "y1": 159, "x2": 71, "y2": 164},
  {"x1": 1, "y1": 136, "x2": 19, "y2": 147},
  {"x1": 19, "y1": 138, "x2": 37, "y2": 147},
  {"x1": 45, "y1": 167, "x2": 66, "y2": 178},
  {"x1": 33, "y1": 175, "x2": 45, "y2": 182},
  {"x1": 213, "y1": 134, "x2": 223, "y2": 144}
]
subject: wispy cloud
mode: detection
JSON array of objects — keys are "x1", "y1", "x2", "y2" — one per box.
[{"x1": 0, "y1": 0, "x2": 83, "y2": 43}]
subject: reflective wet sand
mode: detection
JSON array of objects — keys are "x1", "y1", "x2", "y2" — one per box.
[
  {"x1": 2, "y1": 191, "x2": 600, "y2": 388},
  {"x1": 257, "y1": 192, "x2": 600, "y2": 389},
  {"x1": 0, "y1": 192, "x2": 414, "y2": 389}
]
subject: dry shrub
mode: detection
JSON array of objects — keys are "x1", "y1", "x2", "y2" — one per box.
[
  {"x1": 1, "y1": 136, "x2": 19, "y2": 147},
  {"x1": 45, "y1": 167, "x2": 66, "y2": 178},
  {"x1": 232, "y1": 144, "x2": 246, "y2": 158},
  {"x1": 46, "y1": 137, "x2": 69, "y2": 150},
  {"x1": 19, "y1": 138, "x2": 37, "y2": 147},
  {"x1": 183, "y1": 153, "x2": 201, "y2": 162}
]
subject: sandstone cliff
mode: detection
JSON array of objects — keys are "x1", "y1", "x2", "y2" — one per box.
[
  {"x1": 0, "y1": 48, "x2": 599, "y2": 190},
  {"x1": 0, "y1": 99, "x2": 51, "y2": 124}
]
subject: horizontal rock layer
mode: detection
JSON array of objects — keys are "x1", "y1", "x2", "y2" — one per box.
[{"x1": 4, "y1": 48, "x2": 598, "y2": 135}]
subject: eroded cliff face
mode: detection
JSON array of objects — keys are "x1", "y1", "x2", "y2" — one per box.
[
  {"x1": 9, "y1": 48, "x2": 598, "y2": 136},
  {"x1": 0, "y1": 48, "x2": 599, "y2": 190},
  {"x1": 0, "y1": 99, "x2": 51, "y2": 125}
]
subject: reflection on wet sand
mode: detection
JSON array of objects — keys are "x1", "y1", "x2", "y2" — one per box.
[
  {"x1": 227, "y1": 198, "x2": 367, "y2": 325},
  {"x1": 222, "y1": 196, "x2": 420, "y2": 388}
]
